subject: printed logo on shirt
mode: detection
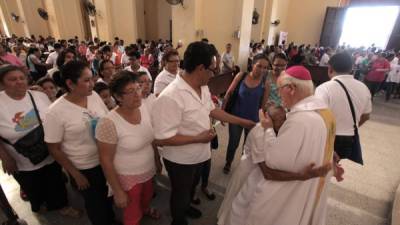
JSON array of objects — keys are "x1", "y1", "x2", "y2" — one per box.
[{"x1": 12, "y1": 109, "x2": 38, "y2": 132}]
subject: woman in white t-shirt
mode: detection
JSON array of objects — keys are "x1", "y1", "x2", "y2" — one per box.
[
  {"x1": 0, "y1": 65, "x2": 79, "y2": 217},
  {"x1": 137, "y1": 71, "x2": 156, "y2": 112},
  {"x1": 96, "y1": 71, "x2": 161, "y2": 225},
  {"x1": 43, "y1": 61, "x2": 116, "y2": 225}
]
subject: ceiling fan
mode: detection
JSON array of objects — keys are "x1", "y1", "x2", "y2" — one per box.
[{"x1": 166, "y1": 0, "x2": 184, "y2": 7}]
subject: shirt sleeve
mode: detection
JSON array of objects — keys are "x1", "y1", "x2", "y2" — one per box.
[
  {"x1": 154, "y1": 79, "x2": 166, "y2": 95},
  {"x1": 95, "y1": 118, "x2": 118, "y2": 144},
  {"x1": 45, "y1": 54, "x2": 54, "y2": 65},
  {"x1": 248, "y1": 125, "x2": 276, "y2": 164},
  {"x1": 43, "y1": 111, "x2": 64, "y2": 143},
  {"x1": 151, "y1": 96, "x2": 183, "y2": 139}
]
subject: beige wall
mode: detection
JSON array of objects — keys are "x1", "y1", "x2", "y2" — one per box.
[
  {"x1": 251, "y1": 0, "x2": 267, "y2": 42},
  {"x1": 266, "y1": 0, "x2": 341, "y2": 45},
  {"x1": 144, "y1": 0, "x2": 158, "y2": 41},
  {"x1": 285, "y1": 0, "x2": 340, "y2": 45},
  {"x1": 110, "y1": 0, "x2": 139, "y2": 43},
  {"x1": 136, "y1": 0, "x2": 146, "y2": 40},
  {"x1": 94, "y1": 0, "x2": 113, "y2": 42},
  {"x1": 172, "y1": 0, "x2": 198, "y2": 55},
  {"x1": 157, "y1": 0, "x2": 171, "y2": 40},
  {"x1": 267, "y1": 0, "x2": 290, "y2": 45},
  {"x1": 56, "y1": 0, "x2": 85, "y2": 39},
  {"x1": 0, "y1": 0, "x2": 26, "y2": 37},
  {"x1": 20, "y1": 0, "x2": 50, "y2": 37},
  {"x1": 201, "y1": 0, "x2": 239, "y2": 56}
]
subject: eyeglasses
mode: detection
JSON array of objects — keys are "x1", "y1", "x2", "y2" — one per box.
[
  {"x1": 273, "y1": 64, "x2": 287, "y2": 68},
  {"x1": 277, "y1": 84, "x2": 290, "y2": 91},
  {"x1": 122, "y1": 87, "x2": 142, "y2": 96}
]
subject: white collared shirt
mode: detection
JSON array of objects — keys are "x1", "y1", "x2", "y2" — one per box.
[
  {"x1": 154, "y1": 69, "x2": 177, "y2": 95},
  {"x1": 124, "y1": 65, "x2": 152, "y2": 80},
  {"x1": 151, "y1": 75, "x2": 215, "y2": 164},
  {"x1": 315, "y1": 75, "x2": 372, "y2": 135}
]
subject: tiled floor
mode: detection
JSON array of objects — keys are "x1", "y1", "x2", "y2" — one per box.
[{"x1": 1, "y1": 95, "x2": 400, "y2": 225}]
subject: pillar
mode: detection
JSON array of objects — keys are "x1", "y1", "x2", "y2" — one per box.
[{"x1": 237, "y1": 0, "x2": 255, "y2": 70}]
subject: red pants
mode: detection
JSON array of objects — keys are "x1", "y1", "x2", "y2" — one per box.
[{"x1": 123, "y1": 179, "x2": 153, "y2": 225}]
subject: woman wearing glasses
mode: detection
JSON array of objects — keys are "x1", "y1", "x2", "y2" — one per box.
[
  {"x1": 265, "y1": 53, "x2": 288, "y2": 106},
  {"x1": 43, "y1": 60, "x2": 116, "y2": 225},
  {"x1": 96, "y1": 71, "x2": 161, "y2": 225}
]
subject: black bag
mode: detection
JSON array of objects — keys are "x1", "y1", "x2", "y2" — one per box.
[
  {"x1": 211, "y1": 135, "x2": 219, "y2": 150},
  {"x1": 224, "y1": 72, "x2": 247, "y2": 113},
  {"x1": 0, "y1": 92, "x2": 49, "y2": 165},
  {"x1": 334, "y1": 80, "x2": 363, "y2": 165}
]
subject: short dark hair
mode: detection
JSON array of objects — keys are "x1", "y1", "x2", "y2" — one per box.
[
  {"x1": 328, "y1": 52, "x2": 352, "y2": 74},
  {"x1": 0, "y1": 65, "x2": 24, "y2": 83},
  {"x1": 162, "y1": 48, "x2": 179, "y2": 62},
  {"x1": 36, "y1": 77, "x2": 56, "y2": 87},
  {"x1": 109, "y1": 70, "x2": 139, "y2": 105},
  {"x1": 182, "y1": 42, "x2": 213, "y2": 73},
  {"x1": 56, "y1": 49, "x2": 76, "y2": 68},
  {"x1": 93, "y1": 82, "x2": 109, "y2": 95},
  {"x1": 127, "y1": 51, "x2": 141, "y2": 60},
  {"x1": 98, "y1": 60, "x2": 114, "y2": 78},
  {"x1": 54, "y1": 43, "x2": 62, "y2": 49},
  {"x1": 58, "y1": 60, "x2": 89, "y2": 92},
  {"x1": 252, "y1": 54, "x2": 270, "y2": 66},
  {"x1": 100, "y1": 45, "x2": 112, "y2": 53},
  {"x1": 273, "y1": 53, "x2": 288, "y2": 62}
]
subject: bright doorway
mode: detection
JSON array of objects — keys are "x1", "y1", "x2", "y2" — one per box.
[{"x1": 339, "y1": 6, "x2": 399, "y2": 49}]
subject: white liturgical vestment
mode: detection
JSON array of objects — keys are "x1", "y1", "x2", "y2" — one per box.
[{"x1": 228, "y1": 96, "x2": 334, "y2": 225}]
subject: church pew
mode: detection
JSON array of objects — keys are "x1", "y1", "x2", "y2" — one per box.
[{"x1": 208, "y1": 72, "x2": 234, "y2": 96}]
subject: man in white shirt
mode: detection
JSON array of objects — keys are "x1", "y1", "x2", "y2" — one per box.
[
  {"x1": 154, "y1": 49, "x2": 180, "y2": 96},
  {"x1": 315, "y1": 51, "x2": 372, "y2": 164},
  {"x1": 319, "y1": 48, "x2": 332, "y2": 67},
  {"x1": 124, "y1": 51, "x2": 152, "y2": 80},
  {"x1": 45, "y1": 43, "x2": 62, "y2": 68},
  {"x1": 152, "y1": 42, "x2": 255, "y2": 225},
  {"x1": 221, "y1": 43, "x2": 235, "y2": 74}
]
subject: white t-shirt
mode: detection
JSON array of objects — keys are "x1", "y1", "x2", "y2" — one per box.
[
  {"x1": 95, "y1": 105, "x2": 155, "y2": 175},
  {"x1": 221, "y1": 52, "x2": 235, "y2": 73},
  {"x1": 154, "y1": 69, "x2": 177, "y2": 95},
  {"x1": 151, "y1": 75, "x2": 215, "y2": 164},
  {"x1": 319, "y1": 53, "x2": 330, "y2": 66},
  {"x1": 43, "y1": 92, "x2": 109, "y2": 170},
  {"x1": 0, "y1": 91, "x2": 54, "y2": 171},
  {"x1": 124, "y1": 65, "x2": 152, "y2": 80},
  {"x1": 387, "y1": 60, "x2": 400, "y2": 83},
  {"x1": 315, "y1": 75, "x2": 372, "y2": 135},
  {"x1": 120, "y1": 53, "x2": 130, "y2": 66},
  {"x1": 143, "y1": 93, "x2": 156, "y2": 113},
  {"x1": 45, "y1": 51, "x2": 58, "y2": 67}
]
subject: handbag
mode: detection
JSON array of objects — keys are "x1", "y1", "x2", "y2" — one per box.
[
  {"x1": 334, "y1": 79, "x2": 363, "y2": 165},
  {"x1": 224, "y1": 72, "x2": 247, "y2": 113},
  {"x1": 0, "y1": 92, "x2": 49, "y2": 165}
]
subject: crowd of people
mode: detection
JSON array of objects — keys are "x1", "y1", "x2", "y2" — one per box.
[
  {"x1": 249, "y1": 40, "x2": 400, "y2": 102},
  {"x1": 0, "y1": 33, "x2": 382, "y2": 225}
]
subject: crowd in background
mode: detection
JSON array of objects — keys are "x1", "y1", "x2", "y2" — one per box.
[{"x1": 0, "y1": 33, "x2": 393, "y2": 225}]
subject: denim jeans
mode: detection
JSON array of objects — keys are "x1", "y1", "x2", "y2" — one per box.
[{"x1": 225, "y1": 124, "x2": 249, "y2": 164}]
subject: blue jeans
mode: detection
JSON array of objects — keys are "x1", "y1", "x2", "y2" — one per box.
[{"x1": 226, "y1": 124, "x2": 249, "y2": 164}]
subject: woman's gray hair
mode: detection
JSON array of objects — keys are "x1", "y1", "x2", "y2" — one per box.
[{"x1": 279, "y1": 73, "x2": 315, "y2": 97}]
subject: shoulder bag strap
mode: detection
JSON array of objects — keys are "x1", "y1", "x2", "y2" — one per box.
[
  {"x1": 334, "y1": 79, "x2": 357, "y2": 131},
  {"x1": 27, "y1": 91, "x2": 43, "y2": 125},
  {"x1": 0, "y1": 92, "x2": 41, "y2": 146}
]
